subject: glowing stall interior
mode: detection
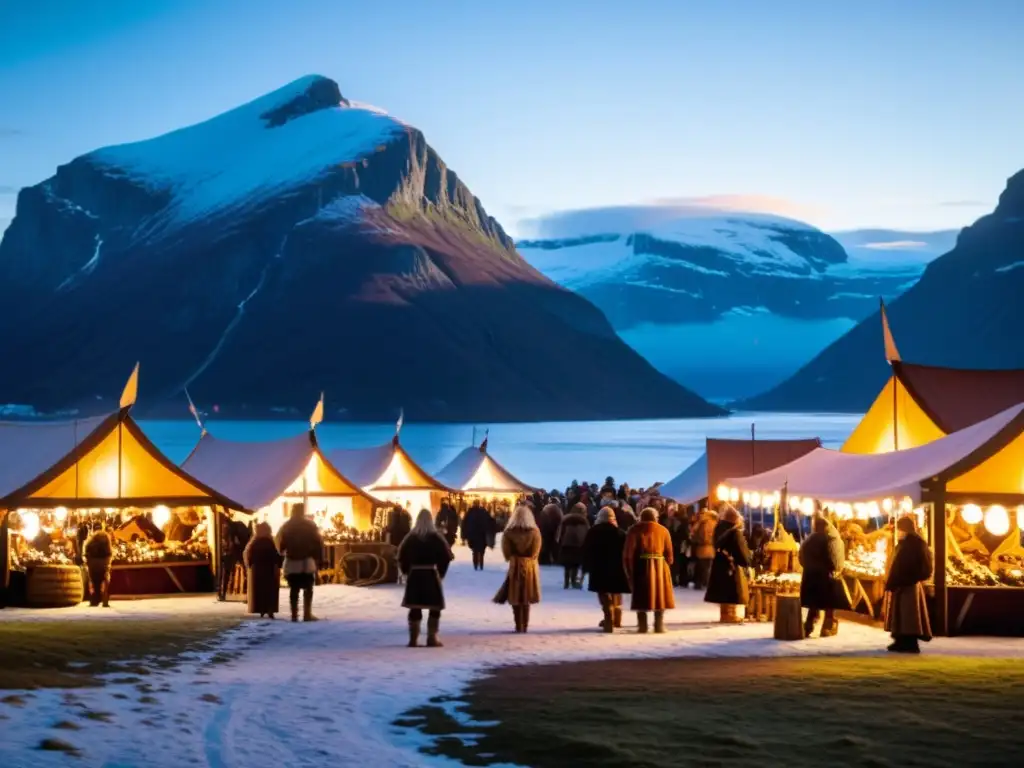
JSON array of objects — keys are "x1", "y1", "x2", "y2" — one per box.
[{"x1": 328, "y1": 439, "x2": 450, "y2": 514}]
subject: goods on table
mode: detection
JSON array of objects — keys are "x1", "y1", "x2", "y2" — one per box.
[
  {"x1": 843, "y1": 542, "x2": 888, "y2": 579},
  {"x1": 752, "y1": 571, "x2": 801, "y2": 590}
]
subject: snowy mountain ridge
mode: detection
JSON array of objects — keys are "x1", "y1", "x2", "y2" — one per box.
[{"x1": 518, "y1": 206, "x2": 940, "y2": 400}]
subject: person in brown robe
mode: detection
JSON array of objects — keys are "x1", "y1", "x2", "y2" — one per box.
[
  {"x1": 494, "y1": 505, "x2": 542, "y2": 632},
  {"x1": 623, "y1": 507, "x2": 675, "y2": 633},
  {"x1": 84, "y1": 528, "x2": 113, "y2": 607},
  {"x1": 244, "y1": 522, "x2": 282, "y2": 619},
  {"x1": 885, "y1": 515, "x2": 933, "y2": 653}
]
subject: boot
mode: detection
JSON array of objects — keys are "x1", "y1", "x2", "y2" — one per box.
[
  {"x1": 302, "y1": 591, "x2": 318, "y2": 622},
  {"x1": 290, "y1": 593, "x2": 299, "y2": 623},
  {"x1": 637, "y1": 612, "x2": 648, "y2": 634},
  {"x1": 563, "y1": 569, "x2": 571, "y2": 590},
  {"x1": 602, "y1": 610, "x2": 614, "y2": 633},
  {"x1": 654, "y1": 611, "x2": 665, "y2": 634},
  {"x1": 803, "y1": 619, "x2": 815, "y2": 639},
  {"x1": 613, "y1": 607, "x2": 623, "y2": 629},
  {"x1": 427, "y1": 614, "x2": 443, "y2": 647},
  {"x1": 521, "y1": 604, "x2": 530, "y2": 633},
  {"x1": 408, "y1": 620, "x2": 421, "y2": 648},
  {"x1": 820, "y1": 613, "x2": 838, "y2": 638},
  {"x1": 513, "y1": 606, "x2": 523, "y2": 633}
]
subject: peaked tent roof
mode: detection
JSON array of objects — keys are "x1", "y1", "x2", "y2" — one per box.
[
  {"x1": 435, "y1": 445, "x2": 536, "y2": 494},
  {"x1": 660, "y1": 437, "x2": 821, "y2": 505},
  {"x1": 328, "y1": 438, "x2": 451, "y2": 493},
  {"x1": 182, "y1": 430, "x2": 378, "y2": 512},
  {"x1": 843, "y1": 362, "x2": 1024, "y2": 454},
  {"x1": 659, "y1": 452, "x2": 708, "y2": 505},
  {"x1": 725, "y1": 402, "x2": 1024, "y2": 503},
  {"x1": 1, "y1": 410, "x2": 244, "y2": 509}
]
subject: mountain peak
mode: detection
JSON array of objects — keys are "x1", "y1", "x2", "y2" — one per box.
[
  {"x1": 259, "y1": 75, "x2": 347, "y2": 127},
  {"x1": 996, "y1": 168, "x2": 1024, "y2": 216}
]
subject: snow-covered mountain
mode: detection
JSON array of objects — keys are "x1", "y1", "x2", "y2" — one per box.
[
  {"x1": 744, "y1": 169, "x2": 1024, "y2": 412},
  {"x1": 0, "y1": 76, "x2": 723, "y2": 421},
  {"x1": 518, "y1": 206, "x2": 939, "y2": 401}
]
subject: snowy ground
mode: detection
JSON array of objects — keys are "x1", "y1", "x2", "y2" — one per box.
[{"x1": 3, "y1": 545, "x2": 1024, "y2": 768}]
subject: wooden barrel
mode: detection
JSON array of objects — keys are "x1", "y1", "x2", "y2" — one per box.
[
  {"x1": 774, "y1": 594, "x2": 804, "y2": 640},
  {"x1": 26, "y1": 564, "x2": 85, "y2": 608}
]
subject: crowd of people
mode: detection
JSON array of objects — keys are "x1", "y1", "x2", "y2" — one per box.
[{"x1": 236, "y1": 477, "x2": 935, "y2": 655}]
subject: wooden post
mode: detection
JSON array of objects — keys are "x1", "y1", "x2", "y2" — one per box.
[{"x1": 931, "y1": 485, "x2": 948, "y2": 636}]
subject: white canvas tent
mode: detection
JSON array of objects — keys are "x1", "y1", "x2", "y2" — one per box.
[
  {"x1": 435, "y1": 443, "x2": 535, "y2": 498},
  {"x1": 183, "y1": 430, "x2": 381, "y2": 531},
  {"x1": 327, "y1": 437, "x2": 450, "y2": 514},
  {"x1": 659, "y1": 452, "x2": 708, "y2": 506}
]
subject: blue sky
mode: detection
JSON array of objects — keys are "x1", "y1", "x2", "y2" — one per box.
[{"x1": 1, "y1": 0, "x2": 1021, "y2": 236}]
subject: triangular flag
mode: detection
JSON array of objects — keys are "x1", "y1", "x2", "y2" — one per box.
[
  {"x1": 310, "y1": 393, "x2": 324, "y2": 429},
  {"x1": 119, "y1": 362, "x2": 140, "y2": 409},
  {"x1": 880, "y1": 299, "x2": 901, "y2": 363},
  {"x1": 395, "y1": 407, "x2": 404, "y2": 436},
  {"x1": 479, "y1": 429, "x2": 489, "y2": 453}
]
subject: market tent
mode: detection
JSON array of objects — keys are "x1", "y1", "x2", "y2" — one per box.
[
  {"x1": 660, "y1": 437, "x2": 821, "y2": 505},
  {"x1": 724, "y1": 402, "x2": 1024, "y2": 503},
  {"x1": 0, "y1": 410, "x2": 243, "y2": 510},
  {"x1": 328, "y1": 437, "x2": 451, "y2": 512},
  {"x1": 435, "y1": 444, "x2": 535, "y2": 496},
  {"x1": 182, "y1": 430, "x2": 379, "y2": 529},
  {"x1": 659, "y1": 452, "x2": 707, "y2": 505},
  {"x1": 843, "y1": 362, "x2": 1024, "y2": 454}
]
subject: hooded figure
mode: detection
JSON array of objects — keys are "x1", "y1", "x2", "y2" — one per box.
[
  {"x1": 885, "y1": 515, "x2": 933, "y2": 653},
  {"x1": 704, "y1": 508, "x2": 752, "y2": 618},
  {"x1": 583, "y1": 507, "x2": 631, "y2": 632},
  {"x1": 689, "y1": 508, "x2": 719, "y2": 590},
  {"x1": 399, "y1": 510, "x2": 454, "y2": 647},
  {"x1": 556, "y1": 503, "x2": 590, "y2": 589},
  {"x1": 244, "y1": 522, "x2": 283, "y2": 619},
  {"x1": 84, "y1": 528, "x2": 113, "y2": 608},
  {"x1": 799, "y1": 516, "x2": 849, "y2": 637},
  {"x1": 622, "y1": 508, "x2": 675, "y2": 633}
]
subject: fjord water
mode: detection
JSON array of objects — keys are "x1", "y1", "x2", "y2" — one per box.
[{"x1": 143, "y1": 412, "x2": 860, "y2": 491}]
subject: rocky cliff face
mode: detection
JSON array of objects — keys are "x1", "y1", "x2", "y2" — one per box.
[
  {"x1": 519, "y1": 207, "x2": 929, "y2": 400},
  {"x1": 743, "y1": 169, "x2": 1024, "y2": 412},
  {"x1": 0, "y1": 76, "x2": 722, "y2": 421}
]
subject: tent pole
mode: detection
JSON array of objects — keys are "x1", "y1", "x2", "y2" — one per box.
[
  {"x1": 117, "y1": 422, "x2": 123, "y2": 499},
  {"x1": 892, "y1": 374, "x2": 899, "y2": 451},
  {"x1": 931, "y1": 487, "x2": 948, "y2": 636}
]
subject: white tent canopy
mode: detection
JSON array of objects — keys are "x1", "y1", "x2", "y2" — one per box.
[
  {"x1": 182, "y1": 430, "x2": 314, "y2": 512},
  {"x1": 435, "y1": 446, "x2": 534, "y2": 495},
  {"x1": 659, "y1": 452, "x2": 708, "y2": 506},
  {"x1": 0, "y1": 414, "x2": 110, "y2": 502},
  {"x1": 722, "y1": 402, "x2": 1024, "y2": 503}
]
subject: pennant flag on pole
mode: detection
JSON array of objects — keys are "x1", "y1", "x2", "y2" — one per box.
[
  {"x1": 309, "y1": 392, "x2": 324, "y2": 429},
  {"x1": 119, "y1": 362, "x2": 140, "y2": 409},
  {"x1": 184, "y1": 388, "x2": 205, "y2": 432},
  {"x1": 395, "y1": 407, "x2": 404, "y2": 436},
  {"x1": 479, "y1": 428, "x2": 489, "y2": 453},
  {"x1": 880, "y1": 299, "x2": 901, "y2": 364}
]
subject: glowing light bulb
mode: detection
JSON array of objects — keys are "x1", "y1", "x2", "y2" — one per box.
[
  {"x1": 800, "y1": 498, "x2": 815, "y2": 517},
  {"x1": 20, "y1": 510, "x2": 40, "y2": 541},
  {"x1": 716, "y1": 484, "x2": 729, "y2": 501},
  {"x1": 749, "y1": 492, "x2": 761, "y2": 508},
  {"x1": 789, "y1": 495, "x2": 801, "y2": 512},
  {"x1": 984, "y1": 505, "x2": 1010, "y2": 537},
  {"x1": 152, "y1": 505, "x2": 171, "y2": 530},
  {"x1": 741, "y1": 492, "x2": 750, "y2": 505},
  {"x1": 882, "y1": 498, "x2": 894, "y2": 514},
  {"x1": 868, "y1": 501, "x2": 881, "y2": 519},
  {"x1": 899, "y1": 497, "x2": 913, "y2": 513},
  {"x1": 961, "y1": 504, "x2": 983, "y2": 525},
  {"x1": 1017, "y1": 506, "x2": 1024, "y2": 530},
  {"x1": 729, "y1": 488, "x2": 739, "y2": 503},
  {"x1": 54, "y1": 507, "x2": 68, "y2": 523}
]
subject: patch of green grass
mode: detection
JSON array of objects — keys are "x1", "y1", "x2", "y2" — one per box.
[
  {"x1": 400, "y1": 656, "x2": 1024, "y2": 768},
  {"x1": 0, "y1": 617, "x2": 241, "y2": 689}
]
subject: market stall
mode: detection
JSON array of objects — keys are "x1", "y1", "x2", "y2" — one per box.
[
  {"x1": 182, "y1": 426, "x2": 392, "y2": 591},
  {"x1": 434, "y1": 438, "x2": 535, "y2": 527},
  {"x1": 720, "y1": 401, "x2": 1024, "y2": 636},
  {"x1": 328, "y1": 436, "x2": 452, "y2": 516},
  {"x1": 1, "y1": 402, "x2": 246, "y2": 606}
]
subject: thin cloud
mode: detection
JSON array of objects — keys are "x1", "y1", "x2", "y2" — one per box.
[
  {"x1": 938, "y1": 200, "x2": 986, "y2": 207},
  {"x1": 648, "y1": 194, "x2": 828, "y2": 223},
  {"x1": 0, "y1": 185, "x2": 20, "y2": 194}
]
